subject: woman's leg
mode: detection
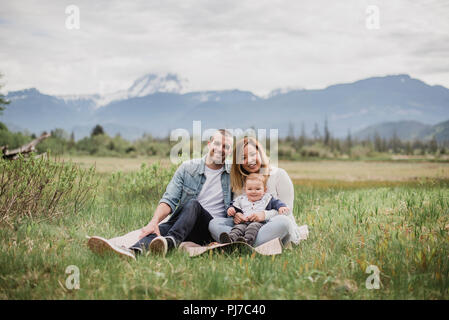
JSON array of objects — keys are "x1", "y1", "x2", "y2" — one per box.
[
  {"x1": 208, "y1": 217, "x2": 234, "y2": 242},
  {"x1": 253, "y1": 215, "x2": 290, "y2": 247}
]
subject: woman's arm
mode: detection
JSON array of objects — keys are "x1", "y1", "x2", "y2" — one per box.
[{"x1": 276, "y1": 168, "x2": 294, "y2": 211}]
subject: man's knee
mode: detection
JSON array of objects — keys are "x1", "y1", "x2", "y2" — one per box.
[
  {"x1": 185, "y1": 199, "x2": 201, "y2": 211},
  {"x1": 182, "y1": 199, "x2": 203, "y2": 218}
]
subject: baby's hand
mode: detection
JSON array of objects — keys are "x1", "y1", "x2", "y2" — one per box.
[
  {"x1": 278, "y1": 206, "x2": 289, "y2": 214},
  {"x1": 227, "y1": 207, "x2": 236, "y2": 217}
]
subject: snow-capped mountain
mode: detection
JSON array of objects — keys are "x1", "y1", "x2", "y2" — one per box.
[
  {"x1": 3, "y1": 74, "x2": 449, "y2": 141},
  {"x1": 128, "y1": 73, "x2": 184, "y2": 97},
  {"x1": 57, "y1": 73, "x2": 186, "y2": 109}
]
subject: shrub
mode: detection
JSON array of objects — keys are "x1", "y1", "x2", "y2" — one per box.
[
  {"x1": 300, "y1": 145, "x2": 334, "y2": 158},
  {"x1": 350, "y1": 145, "x2": 374, "y2": 159},
  {"x1": 0, "y1": 124, "x2": 32, "y2": 150},
  {"x1": 107, "y1": 161, "x2": 178, "y2": 204},
  {"x1": 0, "y1": 154, "x2": 98, "y2": 225}
]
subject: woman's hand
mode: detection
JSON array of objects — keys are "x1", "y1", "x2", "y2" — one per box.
[
  {"x1": 227, "y1": 207, "x2": 236, "y2": 217},
  {"x1": 278, "y1": 206, "x2": 289, "y2": 214},
  {"x1": 139, "y1": 221, "x2": 160, "y2": 239},
  {"x1": 248, "y1": 211, "x2": 265, "y2": 222},
  {"x1": 233, "y1": 212, "x2": 248, "y2": 224}
]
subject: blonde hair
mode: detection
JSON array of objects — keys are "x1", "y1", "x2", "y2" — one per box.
[
  {"x1": 230, "y1": 136, "x2": 270, "y2": 193},
  {"x1": 245, "y1": 173, "x2": 267, "y2": 188}
]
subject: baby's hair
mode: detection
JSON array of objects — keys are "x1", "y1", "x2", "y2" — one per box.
[{"x1": 245, "y1": 173, "x2": 267, "y2": 188}]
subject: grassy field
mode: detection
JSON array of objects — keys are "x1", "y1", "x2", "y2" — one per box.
[{"x1": 1, "y1": 157, "x2": 448, "y2": 299}]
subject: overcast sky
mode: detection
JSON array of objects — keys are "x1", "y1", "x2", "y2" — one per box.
[{"x1": 1, "y1": 0, "x2": 448, "y2": 97}]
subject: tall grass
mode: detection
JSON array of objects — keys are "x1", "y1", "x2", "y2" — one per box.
[
  {"x1": 0, "y1": 163, "x2": 448, "y2": 299},
  {"x1": 0, "y1": 155, "x2": 98, "y2": 226}
]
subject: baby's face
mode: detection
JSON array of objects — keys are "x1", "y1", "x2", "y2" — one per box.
[{"x1": 245, "y1": 179, "x2": 266, "y2": 202}]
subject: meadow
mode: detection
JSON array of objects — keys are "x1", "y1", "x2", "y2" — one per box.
[{"x1": 0, "y1": 157, "x2": 448, "y2": 299}]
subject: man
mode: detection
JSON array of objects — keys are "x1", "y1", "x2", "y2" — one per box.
[{"x1": 88, "y1": 129, "x2": 233, "y2": 259}]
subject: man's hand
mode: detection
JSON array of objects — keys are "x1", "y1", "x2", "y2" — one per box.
[
  {"x1": 248, "y1": 211, "x2": 265, "y2": 222},
  {"x1": 139, "y1": 221, "x2": 160, "y2": 240},
  {"x1": 227, "y1": 207, "x2": 236, "y2": 217},
  {"x1": 278, "y1": 206, "x2": 289, "y2": 214},
  {"x1": 233, "y1": 212, "x2": 248, "y2": 224}
]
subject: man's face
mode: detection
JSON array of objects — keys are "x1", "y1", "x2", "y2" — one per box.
[{"x1": 208, "y1": 132, "x2": 233, "y2": 165}]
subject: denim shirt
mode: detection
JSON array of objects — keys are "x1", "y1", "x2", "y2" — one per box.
[{"x1": 159, "y1": 155, "x2": 232, "y2": 219}]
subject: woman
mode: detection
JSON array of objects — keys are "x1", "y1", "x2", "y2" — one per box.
[{"x1": 209, "y1": 136, "x2": 308, "y2": 247}]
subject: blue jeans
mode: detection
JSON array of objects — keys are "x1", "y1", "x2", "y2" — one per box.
[
  {"x1": 131, "y1": 199, "x2": 214, "y2": 251},
  {"x1": 208, "y1": 215, "x2": 291, "y2": 247}
]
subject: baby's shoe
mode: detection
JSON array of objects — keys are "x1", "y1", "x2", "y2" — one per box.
[
  {"x1": 236, "y1": 237, "x2": 247, "y2": 243},
  {"x1": 219, "y1": 232, "x2": 232, "y2": 244}
]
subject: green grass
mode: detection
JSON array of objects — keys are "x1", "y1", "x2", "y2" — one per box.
[{"x1": 1, "y1": 171, "x2": 449, "y2": 299}]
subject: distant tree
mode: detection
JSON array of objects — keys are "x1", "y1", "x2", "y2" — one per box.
[
  {"x1": 91, "y1": 124, "x2": 105, "y2": 137},
  {"x1": 323, "y1": 116, "x2": 330, "y2": 146},
  {"x1": 286, "y1": 122, "x2": 295, "y2": 142},
  {"x1": 429, "y1": 136, "x2": 438, "y2": 154},
  {"x1": 390, "y1": 129, "x2": 400, "y2": 153},
  {"x1": 405, "y1": 141, "x2": 413, "y2": 155},
  {"x1": 381, "y1": 138, "x2": 387, "y2": 153},
  {"x1": 334, "y1": 138, "x2": 341, "y2": 153},
  {"x1": 345, "y1": 129, "x2": 352, "y2": 155},
  {"x1": 0, "y1": 73, "x2": 10, "y2": 115},
  {"x1": 298, "y1": 122, "x2": 306, "y2": 147},
  {"x1": 373, "y1": 131, "x2": 382, "y2": 152},
  {"x1": 50, "y1": 128, "x2": 69, "y2": 140},
  {"x1": 68, "y1": 131, "x2": 75, "y2": 149},
  {"x1": 312, "y1": 123, "x2": 321, "y2": 142}
]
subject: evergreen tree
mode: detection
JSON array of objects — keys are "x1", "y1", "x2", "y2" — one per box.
[
  {"x1": 429, "y1": 136, "x2": 438, "y2": 154},
  {"x1": 346, "y1": 129, "x2": 352, "y2": 156},
  {"x1": 374, "y1": 132, "x2": 382, "y2": 152},
  {"x1": 68, "y1": 131, "x2": 76, "y2": 149},
  {"x1": 0, "y1": 73, "x2": 10, "y2": 115},
  {"x1": 312, "y1": 123, "x2": 321, "y2": 142},
  {"x1": 405, "y1": 141, "x2": 413, "y2": 155},
  {"x1": 391, "y1": 130, "x2": 400, "y2": 154},
  {"x1": 298, "y1": 122, "x2": 306, "y2": 148},
  {"x1": 91, "y1": 124, "x2": 105, "y2": 137},
  {"x1": 323, "y1": 116, "x2": 330, "y2": 146},
  {"x1": 286, "y1": 122, "x2": 295, "y2": 143}
]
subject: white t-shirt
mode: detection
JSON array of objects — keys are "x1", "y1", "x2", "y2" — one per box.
[{"x1": 196, "y1": 165, "x2": 225, "y2": 218}]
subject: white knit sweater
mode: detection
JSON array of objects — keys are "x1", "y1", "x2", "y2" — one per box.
[{"x1": 236, "y1": 166, "x2": 309, "y2": 245}]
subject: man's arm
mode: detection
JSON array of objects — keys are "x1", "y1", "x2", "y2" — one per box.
[
  {"x1": 158, "y1": 163, "x2": 186, "y2": 213},
  {"x1": 138, "y1": 163, "x2": 186, "y2": 239},
  {"x1": 139, "y1": 202, "x2": 172, "y2": 239}
]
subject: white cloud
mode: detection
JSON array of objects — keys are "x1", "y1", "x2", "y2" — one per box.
[{"x1": 0, "y1": 0, "x2": 448, "y2": 96}]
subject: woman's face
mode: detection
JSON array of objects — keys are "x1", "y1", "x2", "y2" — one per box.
[{"x1": 241, "y1": 144, "x2": 262, "y2": 173}]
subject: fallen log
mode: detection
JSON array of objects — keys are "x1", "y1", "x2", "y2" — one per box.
[{"x1": 1, "y1": 132, "x2": 51, "y2": 160}]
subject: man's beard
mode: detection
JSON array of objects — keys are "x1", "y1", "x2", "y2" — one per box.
[{"x1": 210, "y1": 150, "x2": 225, "y2": 164}]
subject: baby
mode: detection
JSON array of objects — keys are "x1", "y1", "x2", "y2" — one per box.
[{"x1": 219, "y1": 173, "x2": 289, "y2": 246}]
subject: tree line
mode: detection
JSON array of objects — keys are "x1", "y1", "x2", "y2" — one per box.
[
  {"x1": 280, "y1": 119, "x2": 445, "y2": 159},
  {"x1": 0, "y1": 121, "x2": 446, "y2": 160}
]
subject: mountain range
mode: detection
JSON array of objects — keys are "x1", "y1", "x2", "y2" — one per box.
[
  {"x1": 2, "y1": 73, "x2": 449, "y2": 142},
  {"x1": 354, "y1": 120, "x2": 449, "y2": 142}
]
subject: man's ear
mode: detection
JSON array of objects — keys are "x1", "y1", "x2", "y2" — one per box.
[{"x1": 207, "y1": 140, "x2": 212, "y2": 152}]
